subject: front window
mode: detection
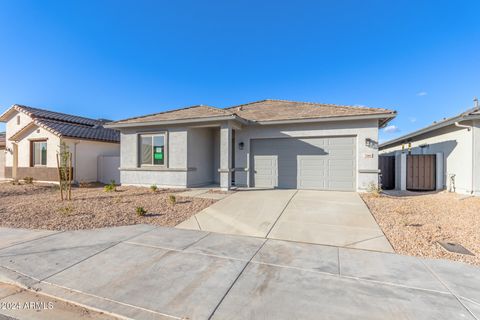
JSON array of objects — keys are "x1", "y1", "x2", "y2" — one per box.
[
  {"x1": 33, "y1": 141, "x2": 47, "y2": 166},
  {"x1": 139, "y1": 134, "x2": 166, "y2": 166}
]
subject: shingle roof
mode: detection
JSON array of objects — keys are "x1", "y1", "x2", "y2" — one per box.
[
  {"x1": 227, "y1": 99, "x2": 395, "y2": 122},
  {"x1": 109, "y1": 99, "x2": 395, "y2": 126},
  {"x1": 110, "y1": 105, "x2": 234, "y2": 125},
  {"x1": 2, "y1": 105, "x2": 119, "y2": 143}
]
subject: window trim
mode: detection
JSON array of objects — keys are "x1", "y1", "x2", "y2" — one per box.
[
  {"x1": 137, "y1": 132, "x2": 168, "y2": 167},
  {"x1": 30, "y1": 140, "x2": 48, "y2": 167}
]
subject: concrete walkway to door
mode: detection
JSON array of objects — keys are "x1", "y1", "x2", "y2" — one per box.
[{"x1": 177, "y1": 189, "x2": 393, "y2": 252}]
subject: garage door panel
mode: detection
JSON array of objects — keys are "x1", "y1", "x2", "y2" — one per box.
[
  {"x1": 327, "y1": 136, "x2": 355, "y2": 145},
  {"x1": 328, "y1": 181, "x2": 355, "y2": 190},
  {"x1": 253, "y1": 156, "x2": 277, "y2": 188},
  {"x1": 252, "y1": 137, "x2": 356, "y2": 191}
]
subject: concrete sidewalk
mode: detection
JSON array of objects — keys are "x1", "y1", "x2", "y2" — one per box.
[
  {"x1": 0, "y1": 225, "x2": 479, "y2": 320},
  {"x1": 177, "y1": 190, "x2": 393, "y2": 252}
]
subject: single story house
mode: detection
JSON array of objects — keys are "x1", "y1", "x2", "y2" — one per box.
[
  {"x1": 0, "y1": 132, "x2": 5, "y2": 179},
  {"x1": 380, "y1": 105, "x2": 480, "y2": 195},
  {"x1": 0, "y1": 105, "x2": 120, "y2": 183},
  {"x1": 106, "y1": 99, "x2": 396, "y2": 191}
]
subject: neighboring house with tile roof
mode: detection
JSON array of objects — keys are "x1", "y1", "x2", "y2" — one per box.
[
  {"x1": 0, "y1": 105, "x2": 120, "y2": 183},
  {"x1": 380, "y1": 103, "x2": 480, "y2": 195},
  {"x1": 106, "y1": 99, "x2": 396, "y2": 191}
]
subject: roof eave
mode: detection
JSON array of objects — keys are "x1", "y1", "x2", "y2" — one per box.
[
  {"x1": 254, "y1": 113, "x2": 396, "y2": 126},
  {"x1": 105, "y1": 115, "x2": 248, "y2": 128},
  {"x1": 379, "y1": 114, "x2": 480, "y2": 149},
  {"x1": 0, "y1": 105, "x2": 19, "y2": 122}
]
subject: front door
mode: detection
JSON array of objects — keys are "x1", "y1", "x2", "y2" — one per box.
[{"x1": 252, "y1": 155, "x2": 277, "y2": 188}]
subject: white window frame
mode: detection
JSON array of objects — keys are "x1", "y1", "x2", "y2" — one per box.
[
  {"x1": 32, "y1": 140, "x2": 48, "y2": 167},
  {"x1": 138, "y1": 132, "x2": 168, "y2": 167}
]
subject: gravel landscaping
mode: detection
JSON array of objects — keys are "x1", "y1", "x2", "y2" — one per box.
[
  {"x1": 361, "y1": 191, "x2": 480, "y2": 266},
  {"x1": 0, "y1": 183, "x2": 216, "y2": 231}
]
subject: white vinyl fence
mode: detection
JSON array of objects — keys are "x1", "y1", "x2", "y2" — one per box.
[{"x1": 98, "y1": 155, "x2": 120, "y2": 184}]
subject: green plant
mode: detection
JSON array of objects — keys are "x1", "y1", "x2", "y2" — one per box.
[
  {"x1": 168, "y1": 194, "x2": 176, "y2": 206},
  {"x1": 23, "y1": 177, "x2": 34, "y2": 184},
  {"x1": 58, "y1": 205, "x2": 74, "y2": 215},
  {"x1": 150, "y1": 184, "x2": 158, "y2": 192},
  {"x1": 136, "y1": 206, "x2": 147, "y2": 216},
  {"x1": 104, "y1": 180, "x2": 117, "y2": 192}
]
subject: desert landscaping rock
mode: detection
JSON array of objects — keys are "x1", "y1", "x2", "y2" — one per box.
[
  {"x1": 0, "y1": 183, "x2": 216, "y2": 230},
  {"x1": 361, "y1": 191, "x2": 480, "y2": 266}
]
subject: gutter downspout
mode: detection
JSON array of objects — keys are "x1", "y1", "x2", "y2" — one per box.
[{"x1": 454, "y1": 120, "x2": 474, "y2": 194}]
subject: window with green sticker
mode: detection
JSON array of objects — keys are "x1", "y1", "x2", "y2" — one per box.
[{"x1": 139, "y1": 133, "x2": 166, "y2": 166}]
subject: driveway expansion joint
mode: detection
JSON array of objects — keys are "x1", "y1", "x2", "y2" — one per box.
[
  {"x1": 207, "y1": 238, "x2": 268, "y2": 320},
  {"x1": 0, "y1": 230, "x2": 65, "y2": 253},
  {"x1": 343, "y1": 235, "x2": 385, "y2": 247},
  {"x1": 265, "y1": 190, "x2": 298, "y2": 239},
  {"x1": 40, "y1": 226, "x2": 160, "y2": 282},
  {"x1": 421, "y1": 259, "x2": 479, "y2": 319}
]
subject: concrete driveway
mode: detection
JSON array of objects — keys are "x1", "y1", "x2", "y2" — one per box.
[
  {"x1": 177, "y1": 190, "x2": 393, "y2": 252},
  {"x1": 0, "y1": 226, "x2": 478, "y2": 320}
]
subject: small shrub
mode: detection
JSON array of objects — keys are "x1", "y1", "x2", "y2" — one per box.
[
  {"x1": 367, "y1": 182, "x2": 382, "y2": 196},
  {"x1": 136, "y1": 206, "x2": 147, "y2": 216},
  {"x1": 150, "y1": 185, "x2": 158, "y2": 192},
  {"x1": 104, "y1": 180, "x2": 117, "y2": 192},
  {"x1": 58, "y1": 205, "x2": 74, "y2": 215},
  {"x1": 23, "y1": 177, "x2": 34, "y2": 184},
  {"x1": 168, "y1": 194, "x2": 176, "y2": 206}
]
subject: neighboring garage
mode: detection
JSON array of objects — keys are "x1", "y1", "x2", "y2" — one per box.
[{"x1": 250, "y1": 136, "x2": 356, "y2": 191}]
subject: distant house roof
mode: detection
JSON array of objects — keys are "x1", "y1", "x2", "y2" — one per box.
[
  {"x1": 380, "y1": 106, "x2": 480, "y2": 149},
  {"x1": 107, "y1": 99, "x2": 396, "y2": 127},
  {"x1": 0, "y1": 132, "x2": 5, "y2": 149},
  {"x1": 0, "y1": 105, "x2": 119, "y2": 143}
]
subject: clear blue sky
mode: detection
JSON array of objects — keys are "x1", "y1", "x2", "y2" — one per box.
[{"x1": 1, "y1": 1, "x2": 479, "y2": 142}]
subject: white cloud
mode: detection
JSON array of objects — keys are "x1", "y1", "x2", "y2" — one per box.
[
  {"x1": 383, "y1": 125, "x2": 400, "y2": 133},
  {"x1": 409, "y1": 117, "x2": 417, "y2": 123},
  {"x1": 416, "y1": 91, "x2": 428, "y2": 96}
]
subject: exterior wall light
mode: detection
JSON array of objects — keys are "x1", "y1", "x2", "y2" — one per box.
[
  {"x1": 365, "y1": 138, "x2": 378, "y2": 149},
  {"x1": 238, "y1": 142, "x2": 244, "y2": 150}
]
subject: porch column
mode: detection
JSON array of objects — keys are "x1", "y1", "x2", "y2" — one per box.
[{"x1": 219, "y1": 123, "x2": 232, "y2": 190}]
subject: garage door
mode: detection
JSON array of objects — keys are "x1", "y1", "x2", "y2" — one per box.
[{"x1": 251, "y1": 137, "x2": 356, "y2": 191}]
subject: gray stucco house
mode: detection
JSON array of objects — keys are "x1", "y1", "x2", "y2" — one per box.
[
  {"x1": 106, "y1": 100, "x2": 396, "y2": 191},
  {"x1": 380, "y1": 104, "x2": 480, "y2": 195}
]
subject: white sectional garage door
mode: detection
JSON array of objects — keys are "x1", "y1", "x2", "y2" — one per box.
[{"x1": 251, "y1": 136, "x2": 356, "y2": 191}]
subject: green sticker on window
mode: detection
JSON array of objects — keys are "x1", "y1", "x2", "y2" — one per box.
[{"x1": 154, "y1": 153, "x2": 163, "y2": 160}]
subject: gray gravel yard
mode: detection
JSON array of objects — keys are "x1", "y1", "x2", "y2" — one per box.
[
  {"x1": 361, "y1": 191, "x2": 480, "y2": 266},
  {"x1": 0, "y1": 183, "x2": 216, "y2": 231}
]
